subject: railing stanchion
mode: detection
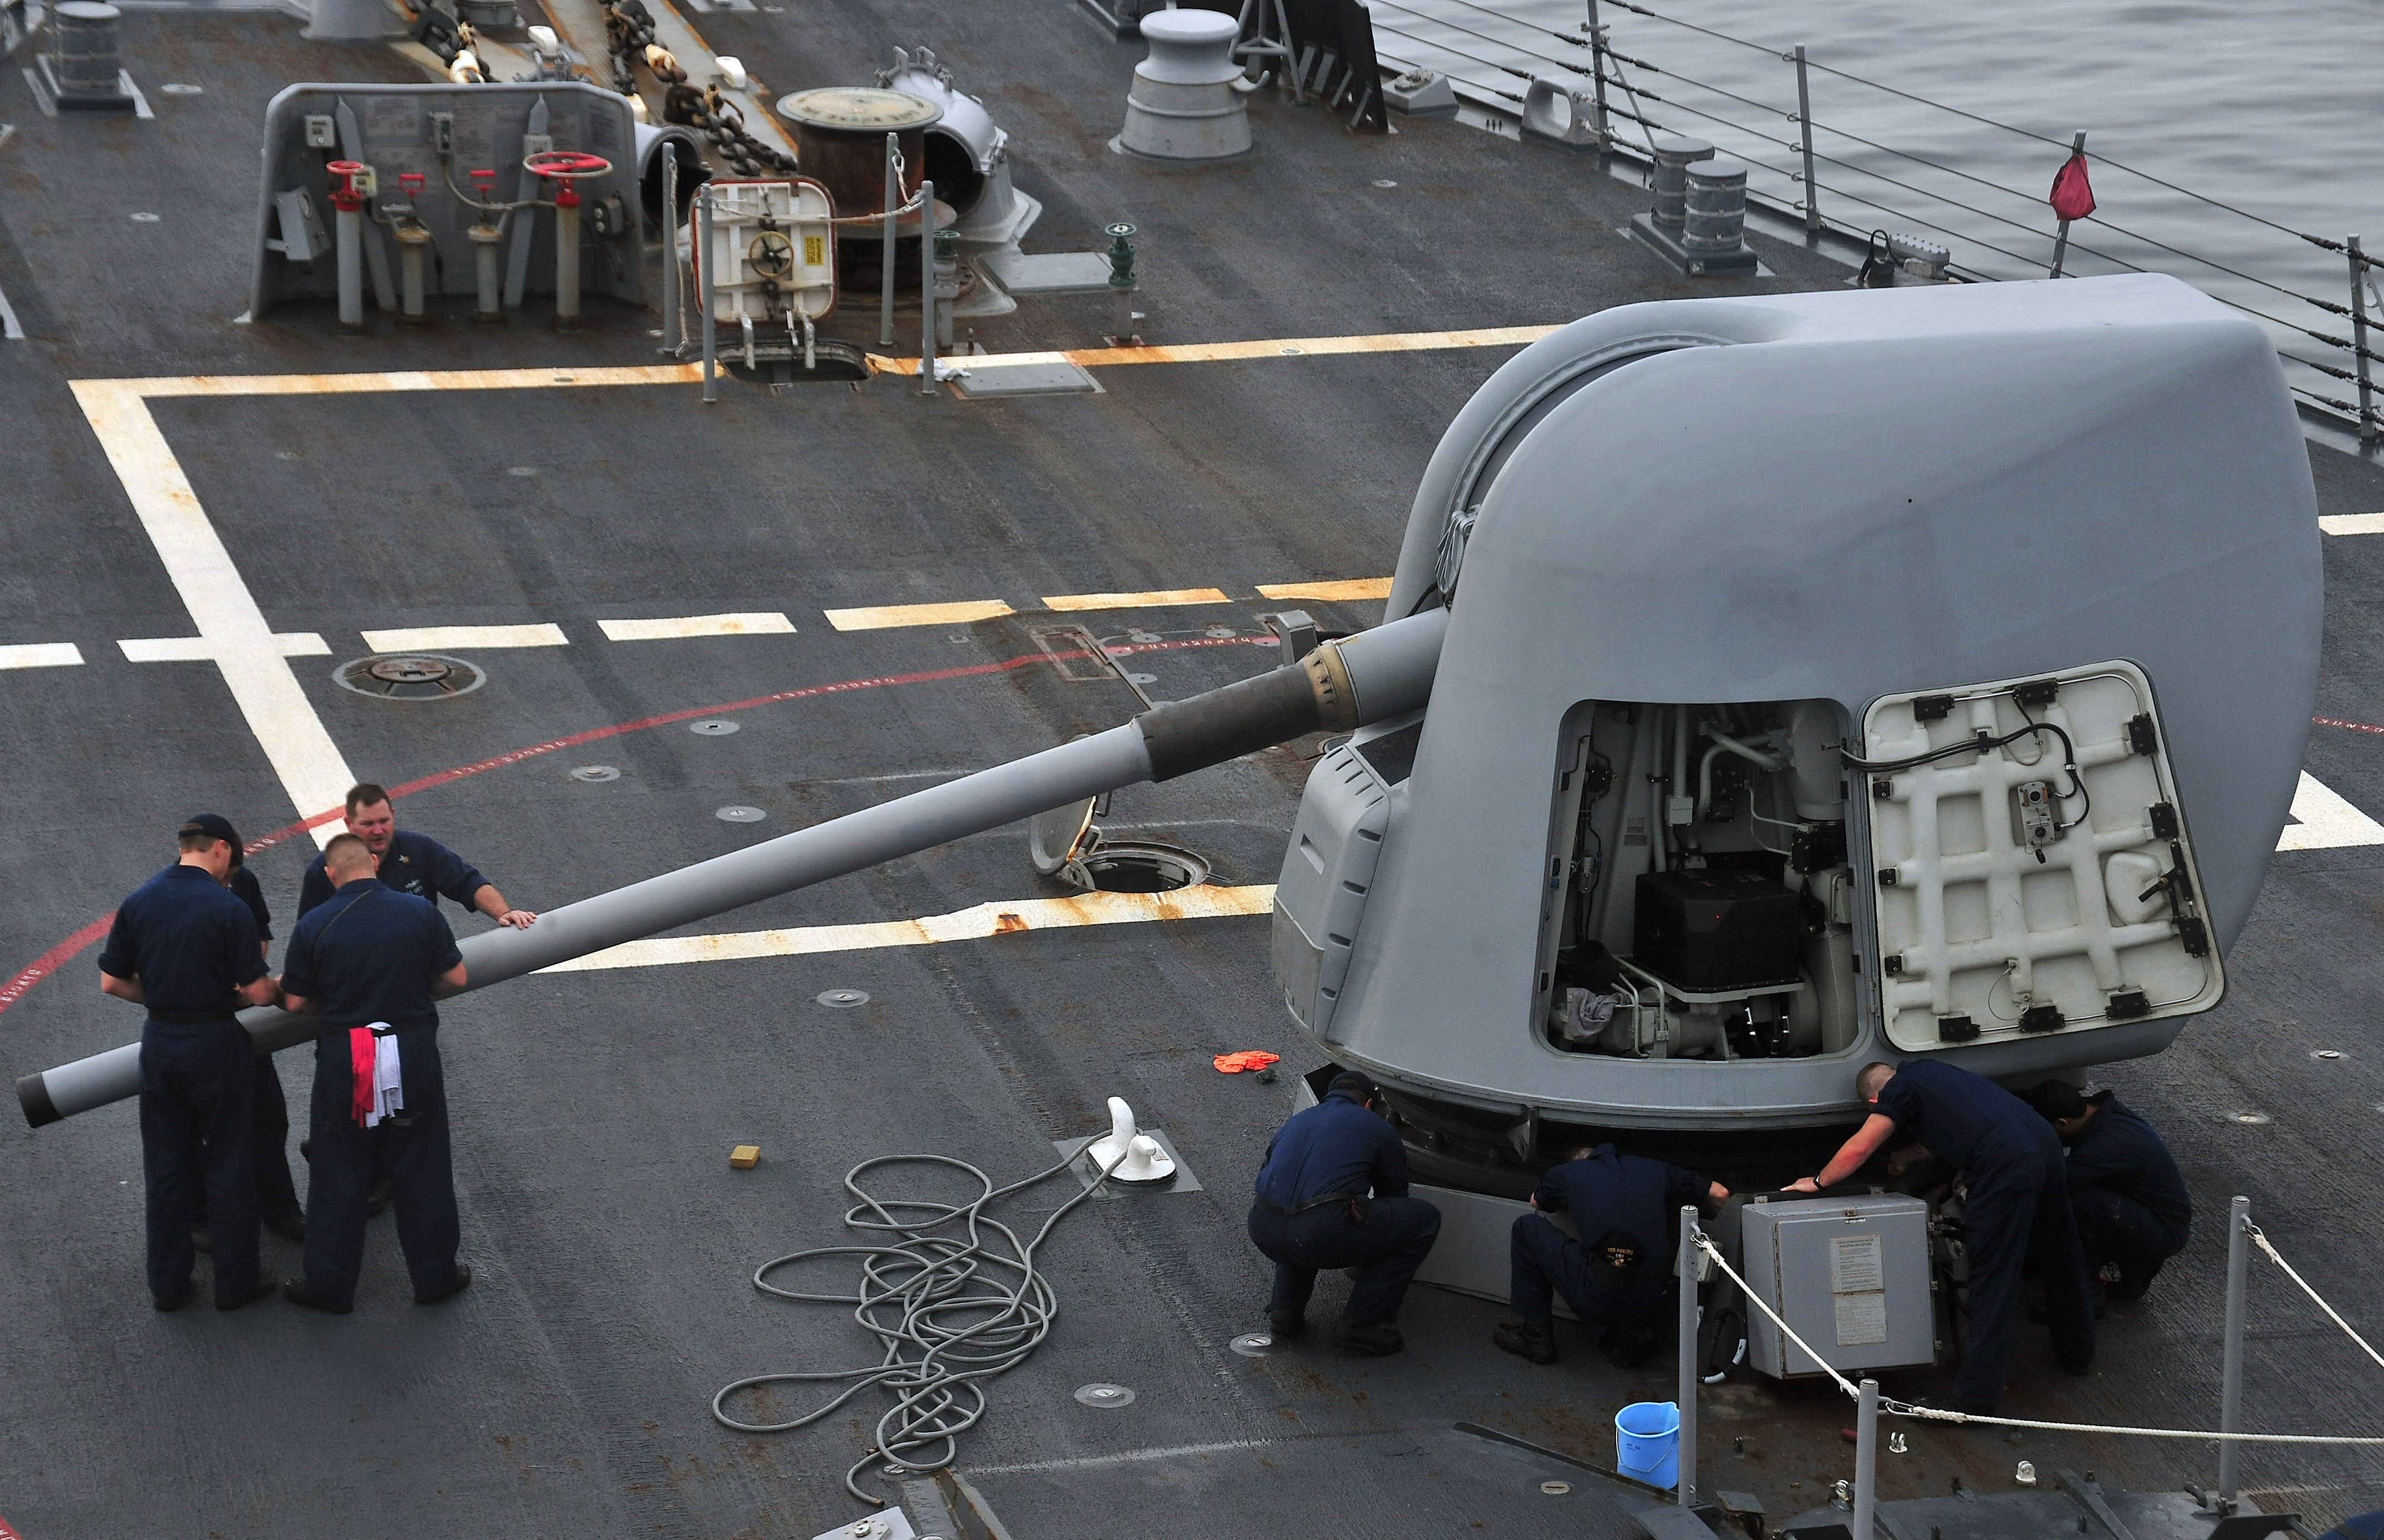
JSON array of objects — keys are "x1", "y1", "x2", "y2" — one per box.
[
  {"x1": 2217, "y1": 1194, "x2": 2251, "y2": 1509},
  {"x1": 1793, "y1": 45, "x2": 1820, "y2": 237},
  {"x1": 697, "y1": 188, "x2": 717, "y2": 404},
  {"x1": 1854, "y1": 1378, "x2": 1879, "y2": 1537},
  {"x1": 1586, "y1": 0, "x2": 1611, "y2": 156},
  {"x1": 2049, "y1": 128, "x2": 2087, "y2": 277},
  {"x1": 1677, "y1": 1206, "x2": 1698, "y2": 1509},
  {"x1": 2349, "y1": 234, "x2": 2376, "y2": 441}
]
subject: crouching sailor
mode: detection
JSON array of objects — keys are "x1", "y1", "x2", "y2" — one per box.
[
  {"x1": 1247, "y1": 1072, "x2": 1441, "y2": 1356},
  {"x1": 276, "y1": 833, "x2": 472, "y2": 1313},
  {"x1": 1493, "y1": 1145, "x2": 1727, "y2": 1367}
]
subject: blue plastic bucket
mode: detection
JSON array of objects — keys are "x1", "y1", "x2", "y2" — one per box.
[{"x1": 1615, "y1": 1400, "x2": 1681, "y2": 1490}]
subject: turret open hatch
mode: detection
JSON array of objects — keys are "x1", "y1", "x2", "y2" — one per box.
[{"x1": 1861, "y1": 660, "x2": 2221, "y2": 1050}]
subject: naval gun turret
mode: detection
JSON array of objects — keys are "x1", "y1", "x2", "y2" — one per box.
[
  {"x1": 1274, "y1": 271, "x2": 2318, "y2": 1183},
  {"x1": 21, "y1": 276, "x2": 2317, "y2": 1175}
]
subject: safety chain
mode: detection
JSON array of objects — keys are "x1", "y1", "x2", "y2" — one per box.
[
  {"x1": 1692, "y1": 1233, "x2": 2384, "y2": 1447},
  {"x1": 597, "y1": 0, "x2": 797, "y2": 179}
]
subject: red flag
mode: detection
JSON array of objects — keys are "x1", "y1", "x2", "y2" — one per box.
[{"x1": 2049, "y1": 152, "x2": 2096, "y2": 221}]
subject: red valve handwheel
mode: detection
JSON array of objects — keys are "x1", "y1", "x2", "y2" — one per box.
[
  {"x1": 524, "y1": 150, "x2": 611, "y2": 208},
  {"x1": 326, "y1": 159, "x2": 366, "y2": 212}
]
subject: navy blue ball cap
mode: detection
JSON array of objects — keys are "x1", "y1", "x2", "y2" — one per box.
[
  {"x1": 179, "y1": 813, "x2": 243, "y2": 864},
  {"x1": 1328, "y1": 1071, "x2": 1378, "y2": 1102}
]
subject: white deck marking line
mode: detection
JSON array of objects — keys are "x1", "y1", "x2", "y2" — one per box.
[
  {"x1": 824, "y1": 600, "x2": 1016, "y2": 631},
  {"x1": 0, "y1": 643, "x2": 82, "y2": 669},
  {"x1": 71, "y1": 380, "x2": 357, "y2": 847},
  {"x1": 596, "y1": 612, "x2": 796, "y2": 641},
  {"x1": 118, "y1": 633, "x2": 329, "y2": 663},
  {"x1": 1042, "y1": 588, "x2": 1233, "y2": 611},
  {"x1": 2319, "y1": 513, "x2": 2384, "y2": 536},
  {"x1": 360, "y1": 623, "x2": 569, "y2": 651},
  {"x1": 2278, "y1": 772, "x2": 2384, "y2": 851},
  {"x1": 537, "y1": 884, "x2": 1276, "y2": 973},
  {"x1": 1256, "y1": 578, "x2": 1393, "y2": 602}
]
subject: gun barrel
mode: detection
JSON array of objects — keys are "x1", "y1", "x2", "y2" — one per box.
[{"x1": 17, "y1": 609, "x2": 1447, "y2": 1127}]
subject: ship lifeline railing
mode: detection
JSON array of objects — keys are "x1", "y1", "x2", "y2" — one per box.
[
  {"x1": 1362, "y1": 0, "x2": 2384, "y2": 441},
  {"x1": 1663, "y1": 1196, "x2": 2384, "y2": 1534}
]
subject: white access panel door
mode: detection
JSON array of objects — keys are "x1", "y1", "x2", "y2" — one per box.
[
  {"x1": 1862, "y1": 660, "x2": 2224, "y2": 1053},
  {"x1": 1743, "y1": 1194, "x2": 1935, "y2": 1379}
]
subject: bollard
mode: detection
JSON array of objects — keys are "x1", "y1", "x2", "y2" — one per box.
[
  {"x1": 1649, "y1": 138, "x2": 1715, "y2": 229},
  {"x1": 1107, "y1": 220, "x2": 1139, "y2": 344},
  {"x1": 698, "y1": 188, "x2": 718, "y2": 403},
  {"x1": 2216, "y1": 1194, "x2": 2250, "y2": 1508},
  {"x1": 1584, "y1": 0, "x2": 1610, "y2": 154},
  {"x1": 1793, "y1": 46, "x2": 1820, "y2": 236},
  {"x1": 2049, "y1": 129, "x2": 2087, "y2": 278},
  {"x1": 879, "y1": 131, "x2": 898, "y2": 347},
  {"x1": 1677, "y1": 1205, "x2": 1698, "y2": 1508},
  {"x1": 1683, "y1": 158, "x2": 1749, "y2": 254},
  {"x1": 661, "y1": 148, "x2": 681, "y2": 354},
  {"x1": 51, "y1": 1, "x2": 129, "y2": 108},
  {"x1": 2348, "y1": 235, "x2": 2375, "y2": 440},
  {"x1": 327, "y1": 161, "x2": 367, "y2": 333},
  {"x1": 919, "y1": 176, "x2": 937, "y2": 396},
  {"x1": 1854, "y1": 1379, "x2": 1879, "y2": 1537}
]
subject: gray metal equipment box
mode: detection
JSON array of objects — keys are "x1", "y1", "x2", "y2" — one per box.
[{"x1": 1742, "y1": 1194, "x2": 1935, "y2": 1380}]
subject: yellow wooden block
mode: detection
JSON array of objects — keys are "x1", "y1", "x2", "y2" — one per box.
[{"x1": 728, "y1": 1144, "x2": 761, "y2": 1169}]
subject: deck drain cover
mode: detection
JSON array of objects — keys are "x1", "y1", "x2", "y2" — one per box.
[
  {"x1": 1228, "y1": 1332, "x2": 1278, "y2": 1357},
  {"x1": 2230, "y1": 1111, "x2": 2272, "y2": 1125},
  {"x1": 1124, "y1": 672, "x2": 1157, "y2": 684},
  {"x1": 2314, "y1": 1049, "x2": 2345, "y2": 1060},
  {"x1": 1541, "y1": 1482, "x2": 1571, "y2": 1496},
  {"x1": 817, "y1": 988, "x2": 869, "y2": 1008},
  {"x1": 1074, "y1": 1382, "x2": 1134, "y2": 1408},
  {"x1": 570, "y1": 765, "x2": 621, "y2": 783},
  {"x1": 334, "y1": 653, "x2": 487, "y2": 700},
  {"x1": 717, "y1": 805, "x2": 766, "y2": 822},
  {"x1": 690, "y1": 718, "x2": 741, "y2": 735}
]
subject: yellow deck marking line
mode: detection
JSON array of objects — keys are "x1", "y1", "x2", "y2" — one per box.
[
  {"x1": 539, "y1": 883, "x2": 1276, "y2": 973},
  {"x1": 825, "y1": 600, "x2": 1017, "y2": 632},
  {"x1": 0, "y1": 643, "x2": 84, "y2": 670},
  {"x1": 867, "y1": 323, "x2": 1563, "y2": 376},
  {"x1": 71, "y1": 379, "x2": 358, "y2": 847},
  {"x1": 361, "y1": 623, "x2": 569, "y2": 651},
  {"x1": 2319, "y1": 512, "x2": 2384, "y2": 536},
  {"x1": 1043, "y1": 588, "x2": 1232, "y2": 612},
  {"x1": 119, "y1": 634, "x2": 329, "y2": 663},
  {"x1": 2279, "y1": 772, "x2": 2384, "y2": 851},
  {"x1": 99, "y1": 322, "x2": 1553, "y2": 399},
  {"x1": 1255, "y1": 578, "x2": 1393, "y2": 602},
  {"x1": 596, "y1": 612, "x2": 796, "y2": 641}
]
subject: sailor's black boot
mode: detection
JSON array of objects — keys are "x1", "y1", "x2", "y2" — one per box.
[{"x1": 1492, "y1": 1317, "x2": 1558, "y2": 1364}]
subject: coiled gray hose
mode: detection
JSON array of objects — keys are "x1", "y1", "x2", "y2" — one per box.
[{"x1": 712, "y1": 1145, "x2": 1130, "y2": 1505}]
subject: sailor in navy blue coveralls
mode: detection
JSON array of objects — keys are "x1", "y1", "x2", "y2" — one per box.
[
  {"x1": 2031, "y1": 1082, "x2": 2192, "y2": 1302},
  {"x1": 1247, "y1": 1073, "x2": 1441, "y2": 1356},
  {"x1": 99, "y1": 816, "x2": 284, "y2": 1311},
  {"x1": 1494, "y1": 1146, "x2": 1726, "y2": 1366},
  {"x1": 1799, "y1": 1060, "x2": 2095, "y2": 1413},
  {"x1": 279, "y1": 835, "x2": 472, "y2": 1312},
  {"x1": 297, "y1": 785, "x2": 533, "y2": 1213}
]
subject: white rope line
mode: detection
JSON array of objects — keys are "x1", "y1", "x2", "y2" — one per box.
[
  {"x1": 2249, "y1": 1222, "x2": 2384, "y2": 1373},
  {"x1": 1694, "y1": 1232, "x2": 1863, "y2": 1396},
  {"x1": 1693, "y1": 1230, "x2": 2384, "y2": 1447}
]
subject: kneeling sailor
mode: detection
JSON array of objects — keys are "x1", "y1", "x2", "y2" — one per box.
[
  {"x1": 1247, "y1": 1073, "x2": 1441, "y2": 1356},
  {"x1": 1494, "y1": 1144, "x2": 1727, "y2": 1367}
]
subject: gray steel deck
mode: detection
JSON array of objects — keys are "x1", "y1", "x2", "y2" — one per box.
[{"x1": 2, "y1": 5, "x2": 2383, "y2": 1536}]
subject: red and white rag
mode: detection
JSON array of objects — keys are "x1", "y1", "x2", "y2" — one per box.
[{"x1": 347, "y1": 1024, "x2": 404, "y2": 1128}]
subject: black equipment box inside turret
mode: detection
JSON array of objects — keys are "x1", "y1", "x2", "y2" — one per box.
[{"x1": 1632, "y1": 870, "x2": 1803, "y2": 990}]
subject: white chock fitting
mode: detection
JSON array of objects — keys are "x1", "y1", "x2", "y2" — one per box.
[{"x1": 1085, "y1": 1097, "x2": 1176, "y2": 1184}]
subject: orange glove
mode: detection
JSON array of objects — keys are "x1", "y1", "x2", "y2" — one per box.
[{"x1": 1212, "y1": 1050, "x2": 1282, "y2": 1074}]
